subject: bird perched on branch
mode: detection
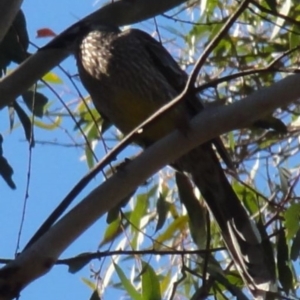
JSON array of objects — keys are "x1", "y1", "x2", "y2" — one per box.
[{"x1": 74, "y1": 24, "x2": 275, "y2": 297}]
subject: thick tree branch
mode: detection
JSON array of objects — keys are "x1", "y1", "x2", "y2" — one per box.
[
  {"x1": 0, "y1": 74, "x2": 299, "y2": 299},
  {"x1": 0, "y1": 0, "x2": 188, "y2": 109},
  {"x1": 0, "y1": 0, "x2": 23, "y2": 42}
]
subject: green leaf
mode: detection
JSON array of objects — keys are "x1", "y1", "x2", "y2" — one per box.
[
  {"x1": 141, "y1": 261, "x2": 162, "y2": 300},
  {"x1": 257, "y1": 220, "x2": 276, "y2": 280},
  {"x1": 232, "y1": 181, "x2": 259, "y2": 215},
  {"x1": 277, "y1": 229, "x2": 289, "y2": 265},
  {"x1": 200, "y1": 272, "x2": 248, "y2": 300},
  {"x1": 159, "y1": 270, "x2": 172, "y2": 295},
  {"x1": 257, "y1": 134, "x2": 280, "y2": 149},
  {"x1": 81, "y1": 277, "x2": 96, "y2": 290},
  {"x1": 22, "y1": 91, "x2": 48, "y2": 118},
  {"x1": 68, "y1": 252, "x2": 92, "y2": 274},
  {"x1": 155, "y1": 192, "x2": 169, "y2": 232},
  {"x1": 85, "y1": 144, "x2": 95, "y2": 169},
  {"x1": 278, "y1": 167, "x2": 291, "y2": 194},
  {"x1": 0, "y1": 155, "x2": 16, "y2": 189},
  {"x1": 278, "y1": 264, "x2": 293, "y2": 295},
  {"x1": 0, "y1": 135, "x2": 16, "y2": 189},
  {"x1": 277, "y1": 229, "x2": 293, "y2": 295},
  {"x1": 13, "y1": 101, "x2": 34, "y2": 146},
  {"x1": 176, "y1": 172, "x2": 207, "y2": 249},
  {"x1": 228, "y1": 131, "x2": 235, "y2": 151},
  {"x1": 284, "y1": 203, "x2": 300, "y2": 240},
  {"x1": 114, "y1": 262, "x2": 142, "y2": 300},
  {"x1": 99, "y1": 217, "x2": 127, "y2": 248},
  {"x1": 225, "y1": 272, "x2": 244, "y2": 289},
  {"x1": 264, "y1": 0, "x2": 278, "y2": 13},
  {"x1": 106, "y1": 207, "x2": 120, "y2": 224},
  {"x1": 130, "y1": 194, "x2": 148, "y2": 228},
  {"x1": 86, "y1": 122, "x2": 100, "y2": 141},
  {"x1": 130, "y1": 193, "x2": 148, "y2": 248},
  {"x1": 89, "y1": 290, "x2": 101, "y2": 300},
  {"x1": 106, "y1": 190, "x2": 135, "y2": 224},
  {"x1": 290, "y1": 229, "x2": 300, "y2": 261},
  {"x1": 289, "y1": 24, "x2": 300, "y2": 49}
]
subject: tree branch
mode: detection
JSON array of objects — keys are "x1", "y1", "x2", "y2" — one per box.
[
  {"x1": 0, "y1": 73, "x2": 299, "y2": 299},
  {"x1": 0, "y1": 0, "x2": 189, "y2": 109}
]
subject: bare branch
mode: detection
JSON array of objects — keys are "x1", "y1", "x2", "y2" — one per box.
[
  {"x1": 187, "y1": 0, "x2": 251, "y2": 90},
  {"x1": 0, "y1": 0, "x2": 189, "y2": 109},
  {"x1": 0, "y1": 0, "x2": 23, "y2": 42},
  {"x1": 0, "y1": 73, "x2": 299, "y2": 299}
]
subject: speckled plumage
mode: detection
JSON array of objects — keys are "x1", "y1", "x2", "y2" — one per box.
[
  {"x1": 76, "y1": 27, "x2": 189, "y2": 145},
  {"x1": 75, "y1": 26, "x2": 275, "y2": 296}
]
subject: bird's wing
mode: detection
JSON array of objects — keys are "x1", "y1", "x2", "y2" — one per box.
[
  {"x1": 129, "y1": 29, "x2": 188, "y2": 92},
  {"x1": 129, "y1": 29, "x2": 233, "y2": 169}
]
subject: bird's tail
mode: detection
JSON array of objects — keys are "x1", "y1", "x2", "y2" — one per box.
[{"x1": 175, "y1": 142, "x2": 276, "y2": 297}]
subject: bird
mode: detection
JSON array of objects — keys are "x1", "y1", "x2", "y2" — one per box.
[{"x1": 74, "y1": 23, "x2": 275, "y2": 297}]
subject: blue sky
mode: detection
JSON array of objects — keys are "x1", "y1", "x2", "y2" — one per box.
[
  {"x1": 1, "y1": 1, "x2": 118, "y2": 299},
  {"x1": 1, "y1": 1, "x2": 194, "y2": 299}
]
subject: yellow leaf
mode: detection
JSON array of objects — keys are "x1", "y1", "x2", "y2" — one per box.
[
  {"x1": 154, "y1": 215, "x2": 188, "y2": 249},
  {"x1": 34, "y1": 116, "x2": 61, "y2": 130},
  {"x1": 42, "y1": 71, "x2": 63, "y2": 84}
]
